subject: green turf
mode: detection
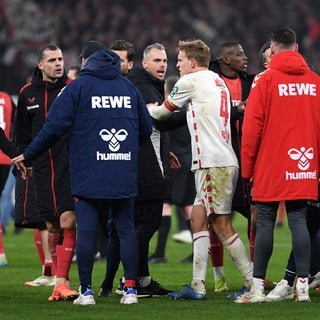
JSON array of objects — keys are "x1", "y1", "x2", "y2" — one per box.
[{"x1": 1, "y1": 213, "x2": 318, "y2": 320}]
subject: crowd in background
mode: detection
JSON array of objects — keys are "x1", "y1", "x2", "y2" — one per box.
[{"x1": 0, "y1": 0, "x2": 320, "y2": 94}]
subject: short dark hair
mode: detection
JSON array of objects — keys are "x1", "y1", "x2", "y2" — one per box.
[
  {"x1": 109, "y1": 40, "x2": 135, "y2": 62},
  {"x1": 216, "y1": 41, "x2": 240, "y2": 60},
  {"x1": 37, "y1": 44, "x2": 60, "y2": 62},
  {"x1": 259, "y1": 42, "x2": 271, "y2": 65},
  {"x1": 271, "y1": 27, "x2": 296, "y2": 45}
]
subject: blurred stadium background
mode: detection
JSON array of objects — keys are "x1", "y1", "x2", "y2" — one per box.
[{"x1": 1, "y1": 0, "x2": 319, "y2": 95}]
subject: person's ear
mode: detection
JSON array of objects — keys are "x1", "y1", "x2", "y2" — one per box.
[
  {"x1": 142, "y1": 59, "x2": 148, "y2": 70},
  {"x1": 190, "y1": 59, "x2": 196, "y2": 68},
  {"x1": 222, "y1": 56, "x2": 230, "y2": 64},
  {"x1": 128, "y1": 61, "x2": 134, "y2": 71}
]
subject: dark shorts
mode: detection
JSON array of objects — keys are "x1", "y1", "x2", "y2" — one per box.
[
  {"x1": 32, "y1": 147, "x2": 74, "y2": 218},
  {"x1": 33, "y1": 170, "x2": 74, "y2": 218}
]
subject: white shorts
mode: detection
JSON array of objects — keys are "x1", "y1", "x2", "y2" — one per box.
[{"x1": 194, "y1": 167, "x2": 238, "y2": 216}]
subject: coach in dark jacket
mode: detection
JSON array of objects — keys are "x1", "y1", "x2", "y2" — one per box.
[
  {"x1": 127, "y1": 67, "x2": 170, "y2": 201},
  {"x1": 123, "y1": 43, "x2": 175, "y2": 296}
]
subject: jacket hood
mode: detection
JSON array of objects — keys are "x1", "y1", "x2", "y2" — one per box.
[
  {"x1": 31, "y1": 66, "x2": 69, "y2": 88},
  {"x1": 269, "y1": 51, "x2": 309, "y2": 75},
  {"x1": 80, "y1": 49, "x2": 121, "y2": 79},
  {"x1": 127, "y1": 67, "x2": 165, "y2": 91}
]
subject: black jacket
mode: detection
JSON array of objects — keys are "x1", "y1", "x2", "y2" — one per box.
[
  {"x1": 15, "y1": 67, "x2": 71, "y2": 182},
  {"x1": 127, "y1": 67, "x2": 170, "y2": 200}
]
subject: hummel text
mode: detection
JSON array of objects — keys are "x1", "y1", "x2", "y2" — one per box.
[
  {"x1": 285, "y1": 170, "x2": 316, "y2": 180},
  {"x1": 96, "y1": 151, "x2": 131, "y2": 161}
]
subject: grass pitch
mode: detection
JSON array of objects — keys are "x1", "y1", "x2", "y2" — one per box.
[{"x1": 1, "y1": 213, "x2": 318, "y2": 320}]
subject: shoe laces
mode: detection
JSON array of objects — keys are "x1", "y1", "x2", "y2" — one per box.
[{"x1": 124, "y1": 287, "x2": 136, "y2": 294}]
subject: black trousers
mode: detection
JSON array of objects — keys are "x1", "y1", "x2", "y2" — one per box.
[{"x1": 135, "y1": 199, "x2": 163, "y2": 277}]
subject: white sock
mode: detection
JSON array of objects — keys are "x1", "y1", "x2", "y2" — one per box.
[
  {"x1": 191, "y1": 231, "x2": 210, "y2": 291},
  {"x1": 223, "y1": 233, "x2": 253, "y2": 287},
  {"x1": 251, "y1": 277, "x2": 265, "y2": 294},
  {"x1": 213, "y1": 266, "x2": 225, "y2": 281}
]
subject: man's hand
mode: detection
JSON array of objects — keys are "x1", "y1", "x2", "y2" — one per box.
[
  {"x1": 12, "y1": 154, "x2": 28, "y2": 179},
  {"x1": 146, "y1": 102, "x2": 158, "y2": 108},
  {"x1": 147, "y1": 101, "x2": 172, "y2": 120},
  {"x1": 169, "y1": 152, "x2": 181, "y2": 169},
  {"x1": 236, "y1": 99, "x2": 247, "y2": 113}
]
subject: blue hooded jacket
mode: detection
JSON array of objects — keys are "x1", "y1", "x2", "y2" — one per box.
[{"x1": 23, "y1": 49, "x2": 152, "y2": 199}]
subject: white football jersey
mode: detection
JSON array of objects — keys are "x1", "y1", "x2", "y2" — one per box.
[{"x1": 167, "y1": 70, "x2": 238, "y2": 171}]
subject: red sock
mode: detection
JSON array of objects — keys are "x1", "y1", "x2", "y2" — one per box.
[
  {"x1": 0, "y1": 222, "x2": 5, "y2": 254},
  {"x1": 55, "y1": 228, "x2": 76, "y2": 279},
  {"x1": 209, "y1": 224, "x2": 223, "y2": 266},
  {"x1": 48, "y1": 231, "x2": 59, "y2": 272},
  {"x1": 33, "y1": 229, "x2": 45, "y2": 267},
  {"x1": 125, "y1": 279, "x2": 136, "y2": 288}
]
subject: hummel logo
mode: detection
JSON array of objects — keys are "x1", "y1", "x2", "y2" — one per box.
[
  {"x1": 288, "y1": 147, "x2": 313, "y2": 171},
  {"x1": 251, "y1": 70, "x2": 267, "y2": 88},
  {"x1": 99, "y1": 128, "x2": 128, "y2": 152},
  {"x1": 299, "y1": 278, "x2": 307, "y2": 284},
  {"x1": 251, "y1": 75, "x2": 261, "y2": 88}
]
